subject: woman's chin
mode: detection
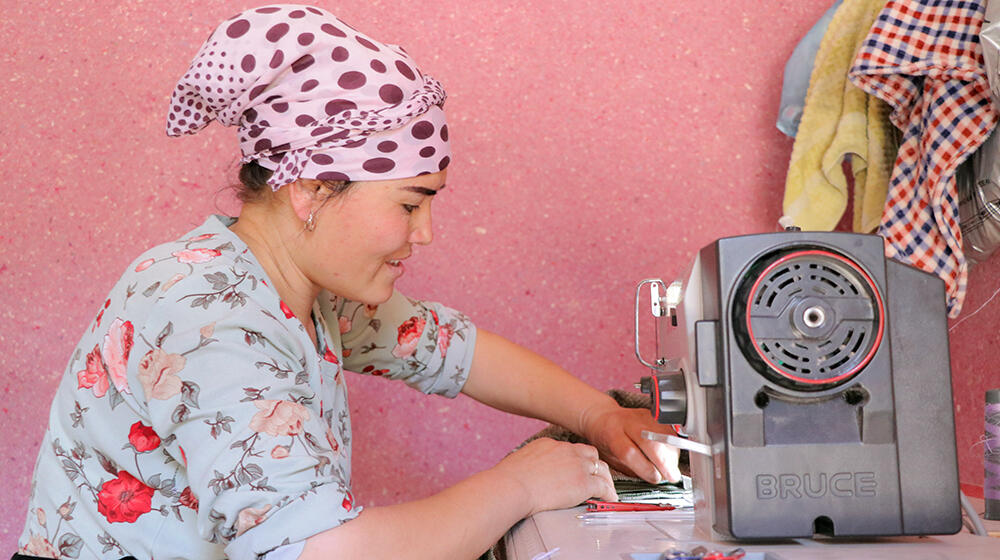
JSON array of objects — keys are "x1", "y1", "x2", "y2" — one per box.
[{"x1": 355, "y1": 283, "x2": 395, "y2": 307}]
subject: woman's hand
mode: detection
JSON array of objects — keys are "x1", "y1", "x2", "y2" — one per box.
[
  {"x1": 579, "y1": 403, "x2": 682, "y2": 484},
  {"x1": 302, "y1": 437, "x2": 617, "y2": 559},
  {"x1": 492, "y1": 438, "x2": 617, "y2": 516}
]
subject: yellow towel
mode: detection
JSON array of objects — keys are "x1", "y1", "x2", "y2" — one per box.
[
  {"x1": 857, "y1": 98, "x2": 894, "y2": 232},
  {"x1": 783, "y1": 0, "x2": 894, "y2": 233}
]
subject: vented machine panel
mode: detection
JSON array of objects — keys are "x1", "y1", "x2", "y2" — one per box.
[{"x1": 634, "y1": 231, "x2": 961, "y2": 540}]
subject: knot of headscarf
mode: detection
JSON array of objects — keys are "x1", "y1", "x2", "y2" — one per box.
[{"x1": 166, "y1": 4, "x2": 451, "y2": 189}]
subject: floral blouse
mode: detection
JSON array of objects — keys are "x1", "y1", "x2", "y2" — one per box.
[{"x1": 16, "y1": 215, "x2": 476, "y2": 559}]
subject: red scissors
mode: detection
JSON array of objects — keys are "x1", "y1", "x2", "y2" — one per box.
[{"x1": 584, "y1": 500, "x2": 676, "y2": 512}]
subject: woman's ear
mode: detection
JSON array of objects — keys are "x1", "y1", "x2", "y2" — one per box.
[{"x1": 286, "y1": 179, "x2": 323, "y2": 222}]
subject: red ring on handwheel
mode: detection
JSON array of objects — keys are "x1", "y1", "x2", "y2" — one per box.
[
  {"x1": 652, "y1": 375, "x2": 661, "y2": 418},
  {"x1": 744, "y1": 249, "x2": 885, "y2": 386}
]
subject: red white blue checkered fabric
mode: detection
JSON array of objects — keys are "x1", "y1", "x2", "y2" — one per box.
[{"x1": 848, "y1": 0, "x2": 997, "y2": 317}]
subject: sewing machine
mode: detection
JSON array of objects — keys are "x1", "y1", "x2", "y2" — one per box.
[{"x1": 634, "y1": 229, "x2": 961, "y2": 540}]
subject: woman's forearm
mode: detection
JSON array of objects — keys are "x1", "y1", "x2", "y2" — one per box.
[
  {"x1": 299, "y1": 466, "x2": 530, "y2": 560},
  {"x1": 461, "y1": 328, "x2": 680, "y2": 484},
  {"x1": 461, "y1": 328, "x2": 620, "y2": 436},
  {"x1": 297, "y1": 435, "x2": 618, "y2": 559}
]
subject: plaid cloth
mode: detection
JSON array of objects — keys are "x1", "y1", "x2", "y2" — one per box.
[{"x1": 848, "y1": 0, "x2": 998, "y2": 317}]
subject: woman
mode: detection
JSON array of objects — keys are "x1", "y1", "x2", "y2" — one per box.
[{"x1": 16, "y1": 5, "x2": 679, "y2": 559}]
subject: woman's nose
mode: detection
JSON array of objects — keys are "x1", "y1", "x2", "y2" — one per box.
[{"x1": 409, "y1": 207, "x2": 433, "y2": 245}]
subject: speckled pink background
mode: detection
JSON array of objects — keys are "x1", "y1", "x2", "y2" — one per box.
[{"x1": 2, "y1": 0, "x2": 998, "y2": 552}]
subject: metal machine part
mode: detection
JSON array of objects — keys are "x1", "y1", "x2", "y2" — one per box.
[
  {"x1": 638, "y1": 373, "x2": 686, "y2": 425},
  {"x1": 634, "y1": 230, "x2": 961, "y2": 540},
  {"x1": 732, "y1": 249, "x2": 884, "y2": 391}
]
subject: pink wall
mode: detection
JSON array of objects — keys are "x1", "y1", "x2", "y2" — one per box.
[{"x1": 1, "y1": 0, "x2": 997, "y2": 552}]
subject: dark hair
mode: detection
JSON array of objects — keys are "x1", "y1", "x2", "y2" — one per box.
[{"x1": 236, "y1": 160, "x2": 354, "y2": 203}]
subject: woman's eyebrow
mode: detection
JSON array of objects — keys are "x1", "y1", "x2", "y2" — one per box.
[{"x1": 404, "y1": 184, "x2": 445, "y2": 196}]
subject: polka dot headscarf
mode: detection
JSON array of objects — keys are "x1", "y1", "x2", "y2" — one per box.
[{"x1": 166, "y1": 5, "x2": 451, "y2": 189}]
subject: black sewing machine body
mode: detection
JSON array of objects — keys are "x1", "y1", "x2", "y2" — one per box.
[{"x1": 636, "y1": 231, "x2": 961, "y2": 539}]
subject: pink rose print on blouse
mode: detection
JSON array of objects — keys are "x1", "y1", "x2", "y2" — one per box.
[
  {"x1": 236, "y1": 504, "x2": 273, "y2": 536},
  {"x1": 271, "y1": 445, "x2": 290, "y2": 459},
  {"x1": 161, "y1": 273, "x2": 186, "y2": 292},
  {"x1": 437, "y1": 324, "x2": 454, "y2": 358},
  {"x1": 338, "y1": 315, "x2": 352, "y2": 334},
  {"x1": 96, "y1": 471, "x2": 155, "y2": 524},
  {"x1": 102, "y1": 318, "x2": 134, "y2": 394},
  {"x1": 77, "y1": 344, "x2": 110, "y2": 398},
  {"x1": 20, "y1": 534, "x2": 58, "y2": 557},
  {"x1": 137, "y1": 348, "x2": 186, "y2": 401},
  {"x1": 92, "y1": 298, "x2": 111, "y2": 332},
  {"x1": 342, "y1": 491, "x2": 354, "y2": 511},
  {"x1": 179, "y1": 486, "x2": 199, "y2": 511},
  {"x1": 249, "y1": 400, "x2": 310, "y2": 437},
  {"x1": 171, "y1": 248, "x2": 222, "y2": 264},
  {"x1": 57, "y1": 502, "x2": 73, "y2": 519},
  {"x1": 325, "y1": 428, "x2": 341, "y2": 454},
  {"x1": 361, "y1": 364, "x2": 389, "y2": 377},
  {"x1": 280, "y1": 300, "x2": 296, "y2": 319},
  {"x1": 200, "y1": 322, "x2": 216, "y2": 339},
  {"x1": 135, "y1": 258, "x2": 155, "y2": 272},
  {"x1": 323, "y1": 347, "x2": 339, "y2": 365},
  {"x1": 128, "y1": 421, "x2": 161, "y2": 453},
  {"x1": 391, "y1": 316, "x2": 426, "y2": 358}
]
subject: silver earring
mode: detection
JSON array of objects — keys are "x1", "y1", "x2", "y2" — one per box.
[{"x1": 305, "y1": 211, "x2": 316, "y2": 232}]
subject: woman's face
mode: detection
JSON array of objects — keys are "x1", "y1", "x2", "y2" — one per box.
[{"x1": 305, "y1": 169, "x2": 446, "y2": 305}]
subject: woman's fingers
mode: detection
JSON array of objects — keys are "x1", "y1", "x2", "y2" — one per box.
[
  {"x1": 632, "y1": 430, "x2": 681, "y2": 483},
  {"x1": 603, "y1": 440, "x2": 652, "y2": 482},
  {"x1": 574, "y1": 444, "x2": 616, "y2": 500},
  {"x1": 497, "y1": 439, "x2": 622, "y2": 514},
  {"x1": 618, "y1": 409, "x2": 682, "y2": 483},
  {"x1": 572, "y1": 442, "x2": 600, "y2": 461},
  {"x1": 583, "y1": 407, "x2": 682, "y2": 485},
  {"x1": 589, "y1": 459, "x2": 618, "y2": 502}
]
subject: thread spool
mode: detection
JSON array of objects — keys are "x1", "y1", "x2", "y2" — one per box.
[{"x1": 987, "y1": 389, "x2": 1000, "y2": 521}]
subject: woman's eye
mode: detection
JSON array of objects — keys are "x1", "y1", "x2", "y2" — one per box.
[{"x1": 402, "y1": 204, "x2": 419, "y2": 214}]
